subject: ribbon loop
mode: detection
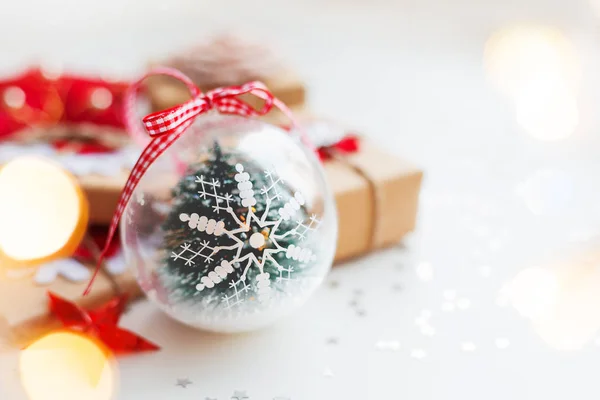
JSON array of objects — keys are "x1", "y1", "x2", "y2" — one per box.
[
  {"x1": 83, "y1": 68, "x2": 308, "y2": 296},
  {"x1": 141, "y1": 80, "x2": 274, "y2": 139}
]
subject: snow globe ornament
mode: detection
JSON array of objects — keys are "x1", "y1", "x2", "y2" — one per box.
[{"x1": 120, "y1": 95, "x2": 337, "y2": 332}]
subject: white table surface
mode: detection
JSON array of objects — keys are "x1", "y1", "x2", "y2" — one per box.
[{"x1": 3, "y1": 0, "x2": 600, "y2": 398}]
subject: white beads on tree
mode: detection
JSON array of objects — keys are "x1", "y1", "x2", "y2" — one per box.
[
  {"x1": 235, "y1": 163, "x2": 256, "y2": 207},
  {"x1": 285, "y1": 244, "x2": 315, "y2": 263},
  {"x1": 255, "y1": 272, "x2": 272, "y2": 302},
  {"x1": 278, "y1": 192, "x2": 305, "y2": 221},
  {"x1": 179, "y1": 213, "x2": 225, "y2": 235},
  {"x1": 196, "y1": 260, "x2": 235, "y2": 291}
]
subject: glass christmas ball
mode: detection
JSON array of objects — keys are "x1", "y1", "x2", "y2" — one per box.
[{"x1": 121, "y1": 114, "x2": 337, "y2": 332}]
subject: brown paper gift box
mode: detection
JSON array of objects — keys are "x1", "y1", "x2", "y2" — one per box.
[
  {"x1": 144, "y1": 71, "x2": 305, "y2": 115},
  {"x1": 144, "y1": 34, "x2": 306, "y2": 112},
  {"x1": 0, "y1": 268, "x2": 141, "y2": 348},
  {"x1": 327, "y1": 141, "x2": 422, "y2": 261},
  {"x1": 80, "y1": 141, "x2": 423, "y2": 262}
]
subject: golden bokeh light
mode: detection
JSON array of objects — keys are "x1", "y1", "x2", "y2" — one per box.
[
  {"x1": 484, "y1": 25, "x2": 581, "y2": 141},
  {"x1": 0, "y1": 157, "x2": 89, "y2": 265},
  {"x1": 592, "y1": 0, "x2": 600, "y2": 18},
  {"x1": 505, "y1": 255, "x2": 600, "y2": 350},
  {"x1": 484, "y1": 25, "x2": 581, "y2": 96},
  {"x1": 505, "y1": 266, "x2": 559, "y2": 320},
  {"x1": 20, "y1": 331, "x2": 116, "y2": 400}
]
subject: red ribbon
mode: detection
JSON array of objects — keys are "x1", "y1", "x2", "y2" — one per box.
[
  {"x1": 47, "y1": 292, "x2": 159, "y2": 354},
  {"x1": 317, "y1": 135, "x2": 360, "y2": 160},
  {"x1": 84, "y1": 68, "x2": 310, "y2": 295}
]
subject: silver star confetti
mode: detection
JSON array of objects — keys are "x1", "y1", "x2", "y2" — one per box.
[
  {"x1": 232, "y1": 391, "x2": 249, "y2": 400},
  {"x1": 456, "y1": 298, "x2": 471, "y2": 310},
  {"x1": 175, "y1": 378, "x2": 192, "y2": 388},
  {"x1": 326, "y1": 337, "x2": 339, "y2": 345},
  {"x1": 375, "y1": 340, "x2": 401, "y2": 351},
  {"x1": 410, "y1": 349, "x2": 427, "y2": 359},
  {"x1": 328, "y1": 280, "x2": 340, "y2": 288},
  {"x1": 416, "y1": 262, "x2": 434, "y2": 281},
  {"x1": 495, "y1": 338, "x2": 510, "y2": 349},
  {"x1": 461, "y1": 342, "x2": 477, "y2": 352}
]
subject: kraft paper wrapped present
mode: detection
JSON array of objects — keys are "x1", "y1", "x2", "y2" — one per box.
[
  {"x1": 144, "y1": 35, "x2": 305, "y2": 112},
  {"x1": 145, "y1": 72, "x2": 305, "y2": 115},
  {"x1": 276, "y1": 116, "x2": 423, "y2": 260},
  {"x1": 325, "y1": 141, "x2": 422, "y2": 261}
]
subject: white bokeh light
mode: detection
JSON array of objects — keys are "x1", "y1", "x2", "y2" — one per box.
[
  {"x1": 90, "y1": 87, "x2": 113, "y2": 110},
  {"x1": 3, "y1": 86, "x2": 26, "y2": 109},
  {"x1": 416, "y1": 261, "x2": 434, "y2": 281},
  {"x1": 514, "y1": 81, "x2": 579, "y2": 141},
  {"x1": 515, "y1": 169, "x2": 574, "y2": 215},
  {"x1": 505, "y1": 258, "x2": 600, "y2": 351}
]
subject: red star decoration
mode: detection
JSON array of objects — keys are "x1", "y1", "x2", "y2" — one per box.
[{"x1": 47, "y1": 292, "x2": 159, "y2": 355}]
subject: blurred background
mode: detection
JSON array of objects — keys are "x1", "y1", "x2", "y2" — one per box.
[{"x1": 3, "y1": 0, "x2": 600, "y2": 399}]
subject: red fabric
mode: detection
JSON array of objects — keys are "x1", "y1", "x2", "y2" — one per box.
[
  {"x1": 0, "y1": 68, "x2": 129, "y2": 141},
  {"x1": 0, "y1": 69, "x2": 59, "y2": 139},
  {"x1": 335, "y1": 135, "x2": 360, "y2": 153},
  {"x1": 48, "y1": 292, "x2": 159, "y2": 355},
  {"x1": 60, "y1": 75, "x2": 128, "y2": 128},
  {"x1": 51, "y1": 138, "x2": 115, "y2": 154}
]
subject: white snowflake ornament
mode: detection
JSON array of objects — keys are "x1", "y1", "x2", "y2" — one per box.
[
  {"x1": 120, "y1": 115, "x2": 337, "y2": 332},
  {"x1": 173, "y1": 164, "x2": 321, "y2": 307}
]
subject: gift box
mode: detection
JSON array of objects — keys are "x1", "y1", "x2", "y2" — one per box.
[
  {"x1": 0, "y1": 257, "x2": 141, "y2": 348},
  {"x1": 326, "y1": 141, "x2": 422, "y2": 260},
  {"x1": 300, "y1": 118, "x2": 423, "y2": 260},
  {"x1": 144, "y1": 35, "x2": 305, "y2": 112}
]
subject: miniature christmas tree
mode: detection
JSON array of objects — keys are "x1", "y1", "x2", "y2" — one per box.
[{"x1": 158, "y1": 142, "x2": 319, "y2": 311}]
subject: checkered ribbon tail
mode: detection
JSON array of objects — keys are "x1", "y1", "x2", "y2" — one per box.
[{"x1": 83, "y1": 69, "x2": 292, "y2": 295}]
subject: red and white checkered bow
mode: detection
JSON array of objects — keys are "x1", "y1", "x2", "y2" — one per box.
[
  {"x1": 143, "y1": 80, "x2": 274, "y2": 137},
  {"x1": 84, "y1": 67, "x2": 307, "y2": 295}
]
